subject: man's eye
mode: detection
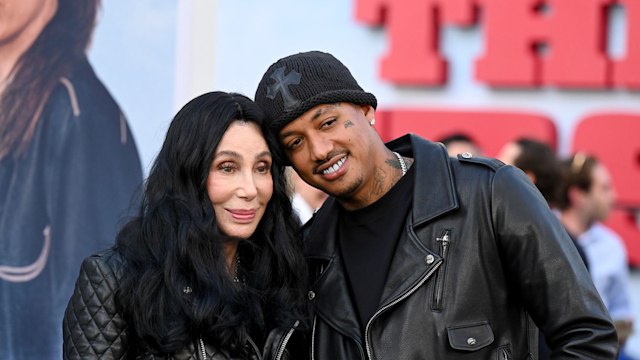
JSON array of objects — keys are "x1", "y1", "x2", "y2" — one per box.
[
  {"x1": 288, "y1": 138, "x2": 302, "y2": 150},
  {"x1": 321, "y1": 118, "x2": 336, "y2": 128}
]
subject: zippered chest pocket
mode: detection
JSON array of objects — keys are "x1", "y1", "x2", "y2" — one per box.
[{"x1": 431, "y1": 229, "x2": 451, "y2": 311}]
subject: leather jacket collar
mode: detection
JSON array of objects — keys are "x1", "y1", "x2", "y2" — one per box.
[
  {"x1": 303, "y1": 135, "x2": 457, "y2": 342},
  {"x1": 305, "y1": 134, "x2": 458, "y2": 259}
]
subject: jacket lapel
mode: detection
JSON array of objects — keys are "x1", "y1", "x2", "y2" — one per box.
[
  {"x1": 303, "y1": 135, "x2": 459, "y2": 339},
  {"x1": 387, "y1": 134, "x2": 459, "y2": 226},
  {"x1": 305, "y1": 197, "x2": 363, "y2": 342},
  {"x1": 378, "y1": 135, "x2": 459, "y2": 306}
]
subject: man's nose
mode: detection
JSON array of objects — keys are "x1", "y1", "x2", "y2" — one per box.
[{"x1": 308, "y1": 135, "x2": 332, "y2": 163}]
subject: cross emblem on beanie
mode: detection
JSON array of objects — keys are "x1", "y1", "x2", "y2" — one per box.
[{"x1": 266, "y1": 66, "x2": 301, "y2": 111}]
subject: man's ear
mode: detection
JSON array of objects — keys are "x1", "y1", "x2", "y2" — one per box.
[
  {"x1": 568, "y1": 186, "x2": 587, "y2": 207},
  {"x1": 524, "y1": 170, "x2": 537, "y2": 185},
  {"x1": 361, "y1": 105, "x2": 375, "y2": 120}
]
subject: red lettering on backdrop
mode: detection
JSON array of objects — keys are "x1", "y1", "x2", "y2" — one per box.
[
  {"x1": 355, "y1": 0, "x2": 448, "y2": 84},
  {"x1": 355, "y1": 0, "x2": 640, "y2": 261},
  {"x1": 572, "y1": 114, "x2": 640, "y2": 265},
  {"x1": 613, "y1": 0, "x2": 640, "y2": 88},
  {"x1": 355, "y1": 0, "x2": 640, "y2": 88},
  {"x1": 476, "y1": 0, "x2": 611, "y2": 87},
  {"x1": 375, "y1": 109, "x2": 556, "y2": 156}
]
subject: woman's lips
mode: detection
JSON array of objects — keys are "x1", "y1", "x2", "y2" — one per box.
[{"x1": 228, "y1": 209, "x2": 256, "y2": 221}]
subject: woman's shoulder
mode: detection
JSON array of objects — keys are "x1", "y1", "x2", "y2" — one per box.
[
  {"x1": 78, "y1": 247, "x2": 127, "y2": 284},
  {"x1": 63, "y1": 247, "x2": 130, "y2": 359}
]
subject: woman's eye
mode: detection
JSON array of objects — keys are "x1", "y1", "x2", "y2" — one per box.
[
  {"x1": 219, "y1": 163, "x2": 236, "y2": 173},
  {"x1": 256, "y1": 162, "x2": 271, "y2": 174}
]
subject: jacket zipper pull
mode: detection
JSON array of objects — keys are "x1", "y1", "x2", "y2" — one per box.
[
  {"x1": 432, "y1": 230, "x2": 451, "y2": 311},
  {"x1": 436, "y1": 230, "x2": 450, "y2": 250}
]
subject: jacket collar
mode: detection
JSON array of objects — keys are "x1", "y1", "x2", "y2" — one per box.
[
  {"x1": 303, "y1": 135, "x2": 459, "y2": 341},
  {"x1": 305, "y1": 134, "x2": 459, "y2": 261},
  {"x1": 305, "y1": 133, "x2": 459, "y2": 259},
  {"x1": 387, "y1": 134, "x2": 459, "y2": 227}
]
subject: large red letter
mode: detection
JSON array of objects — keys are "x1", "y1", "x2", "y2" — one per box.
[
  {"x1": 476, "y1": 0, "x2": 611, "y2": 87},
  {"x1": 612, "y1": 0, "x2": 640, "y2": 88},
  {"x1": 355, "y1": 0, "x2": 447, "y2": 85},
  {"x1": 374, "y1": 108, "x2": 556, "y2": 157}
]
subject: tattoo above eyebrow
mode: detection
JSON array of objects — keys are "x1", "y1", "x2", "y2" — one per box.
[{"x1": 344, "y1": 120, "x2": 354, "y2": 128}]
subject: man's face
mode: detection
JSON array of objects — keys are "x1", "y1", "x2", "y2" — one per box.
[
  {"x1": 585, "y1": 163, "x2": 616, "y2": 223},
  {"x1": 279, "y1": 102, "x2": 376, "y2": 201}
]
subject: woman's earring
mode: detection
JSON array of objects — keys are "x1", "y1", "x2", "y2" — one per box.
[{"x1": 370, "y1": 118, "x2": 376, "y2": 126}]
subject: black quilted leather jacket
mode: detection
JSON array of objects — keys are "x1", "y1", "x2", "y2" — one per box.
[
  {"x1": 62, "y1": 249, "x2": 305, "y2": 360},
  {"x1": 303, "y1": 134, "x2": 618, "y2": 359}
]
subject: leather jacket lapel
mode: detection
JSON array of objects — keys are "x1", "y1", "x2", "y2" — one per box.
[{"x1": 305, "y1": 198, "x2": 363, "y2": 342}]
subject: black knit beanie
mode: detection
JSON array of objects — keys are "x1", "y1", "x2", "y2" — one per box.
[{"x1": 255, "y1": 51, "x2": 377, "y2": 135}]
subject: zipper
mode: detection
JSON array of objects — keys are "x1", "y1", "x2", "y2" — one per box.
[
  {"x1": 432, "y1": 229, "x2": 450, "y2": 310},
  {"x1": 364, "y1": 260, "x2": 441, "y2": 359},
  {"x1": 311, "y1": 316, "x2": 317, "y2": 360},
  {"x1": 198, "y1": 338, "x2": 207, "y2": 360},
  {"x1": 501, "y1": 347, "x2": 511, "y2": 360},
  {"x1": 275, "y1": 320, "x2": 300, "y2": 360}
]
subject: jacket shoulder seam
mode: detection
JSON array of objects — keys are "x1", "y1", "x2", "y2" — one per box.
[{"x1": 457, "y1": 155, "x2": 504, "y2": 171}]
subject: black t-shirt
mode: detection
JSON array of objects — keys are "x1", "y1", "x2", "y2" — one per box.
[{"x1": 338, "y1": 164, "x2": 414, "y2": 333}]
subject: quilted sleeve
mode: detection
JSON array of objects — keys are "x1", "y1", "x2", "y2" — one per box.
[{"x1": 62, "y1": 250, "x2": 129, "y2": 359}]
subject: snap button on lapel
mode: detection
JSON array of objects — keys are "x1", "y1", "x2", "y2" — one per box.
[
  {"x1": 308, "y1": 291, "x2": 316, "y2": 300},
  {"x1": 425, "y1": 254, "x2": 435, "y2": 264},
  {"x1": 461, "y1": 152, "x2": 473, "y2": 159}
]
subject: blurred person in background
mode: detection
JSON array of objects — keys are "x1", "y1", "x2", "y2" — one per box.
[
  {"x1": 557, "y1": 153, "x2": 635, "y2": 359},
  {"x1": 287, "y1": 167, "x2": 328, "y2": 224},
  {"x1": 437, "y1": 132, "x2": 482, "y2": 157},
  {"x1": 0, "y1": 0, "x2": 142, "y2": 358},
  {"x1": 498, "y1": 137, "x2": 588, "y2": 359},
  {"x1": 497, "y1": 138, "x2": 560, "y2": 207}
]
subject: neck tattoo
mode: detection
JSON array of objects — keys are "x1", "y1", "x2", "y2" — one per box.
[{"x1": 393, "y1": 152, "x2": 407, "y2": 177}]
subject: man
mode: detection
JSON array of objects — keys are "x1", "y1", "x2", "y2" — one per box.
[
  {"x1": 557, "y1": 153, "x2": 635, "y2": 356},
  {"x1": 438, "y1": 132, "x2": 482, "y2": 157},
  {"x1": 255, "y1": 51, "x2": 617, "y2": 359},
  {"x1": 287, "y1": 167, "x2": 328, "y2": 224},
  {"x1": 497, "y1": 138, "x2": 560, "y2": 206},
  {"x1": 498, "y1": 138, "x2": 586, "y2": 359},
  {"x1": 496, "y1": 138, "x2": 590, "y2": 266}
]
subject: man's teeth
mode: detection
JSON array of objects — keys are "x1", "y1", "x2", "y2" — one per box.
[{"x1": 323, "y1": 156, "x2": 347, "y2": 175}]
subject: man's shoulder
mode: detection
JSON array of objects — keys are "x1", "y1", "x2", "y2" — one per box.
[{"x1": 454, "y1": 153, "x2": 505, "y2": 172}]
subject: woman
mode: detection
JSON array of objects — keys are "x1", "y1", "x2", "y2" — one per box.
[
  {"x1": 0, "y1": 0, "x2": 142, "y2": 357},
  {"x1": 63, "y1": 92, "x2": 308, "y2": 359}
]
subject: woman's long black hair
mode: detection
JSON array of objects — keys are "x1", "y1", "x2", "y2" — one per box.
[{"x1": 115, "y1": 92, "x2": 307, "y2": 356}]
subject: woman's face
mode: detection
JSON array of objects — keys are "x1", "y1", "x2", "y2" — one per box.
[
  {"x1": 207, "y1": 121, "x2": 273, "y2": 239},
  {"x1": 0, "y1": 0, "x2": 57, "y2": 49}
]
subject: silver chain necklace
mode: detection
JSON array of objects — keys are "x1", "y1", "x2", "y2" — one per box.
[{"x1": 393, "y1": 152, "x2": 407, "y2": 176}]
